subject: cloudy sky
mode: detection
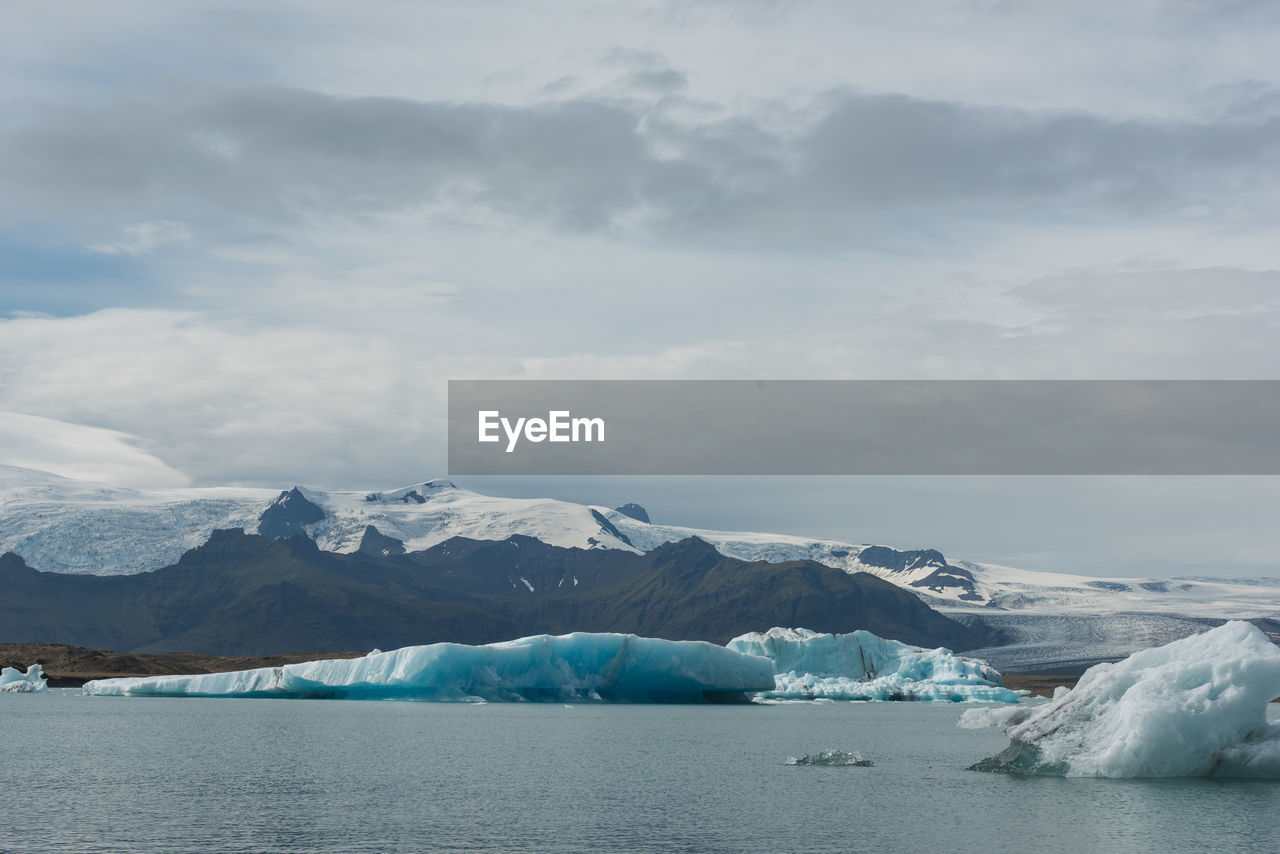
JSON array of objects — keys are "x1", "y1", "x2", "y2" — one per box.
[{"x1": 2, "y1": 1, "x2": 1279, "y2": 576}]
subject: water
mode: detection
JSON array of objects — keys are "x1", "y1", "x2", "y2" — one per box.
[{"x1": 2, "y1": 692, "x2": 1277, "y2": 853}]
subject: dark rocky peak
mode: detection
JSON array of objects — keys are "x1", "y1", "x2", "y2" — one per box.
[
  {"x1": 168, "y1": 528, "x2": 319, "y2": 571},
  {"x1": 413, "y1": 534, "x2": 554, "y2": 565},
  {"x1": 489, "y1": 534, "x2": 559, "y2": 560},
  {"x1": 364, "y1": 481, "x2": 454, "y2": 504},
  {"x1": 856, "y1": 546, "x2": 948, "y2": 573},
  {"x1": 281, "y1": 532, "x2": 322, "y2": 557},
  {"x1": 855, "y1": 545, "x2": 982, "y2": 600},
  {"x1": 0, "y1": 551, "x2": 35, "y2": 574},
  {"x1": 204, "y1": 527, "x2": 250, "y2": 544},
  {"x1": 357, "y1": 525, "x2": 406, "y2": 558},
  {"x1": 648, "y1": 536, "x2": 725, "y2": 571},
  {"x1": 257, "y1": 487, "x2": 325, "y2": 541},
  {"x1": 908, "y1": 566, "x2": 982, "y2": 600},
  {"x1": 614, "y1": 503, "x2": 650, "y2": 524},
  {"x1": 177, "y1": 527, "x2": 260, "y2": 561},
  {"x1": 589, "y1": 509, "x2": 633, "y2": 547}
]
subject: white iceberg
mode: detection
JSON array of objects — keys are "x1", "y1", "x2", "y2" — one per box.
[
  {"x1": 727, "y1": 627, "x2": 1021, "y2": 703},
  {"x1": 82, "y1": 632, "x2": 776, "y2": 702},
  {"x1": 963, "y1": 620, "x2": 1280, "y2": 777},
  {"x1": 0, "y1": 663, "x2": 49, "y2": 693}
]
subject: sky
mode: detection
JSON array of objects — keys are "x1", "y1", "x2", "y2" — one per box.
[{"x1": 2, "y1": 1, "x2": 1279, "y2": 577}]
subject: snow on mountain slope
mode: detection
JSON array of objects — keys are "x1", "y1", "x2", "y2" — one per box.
[
  {"x1": 0, "y1": 472, "x2": 637, "y2": 574},
  {"x1": 2, "y1": 454, "x2": 1276, "y2": 623},
  {"x1": 599, "y1": 511, "x2": 1280, "y2": 618},
  {"x1": 0, "y1": 465, "x2": 275, "y2": 575},
  {"x1": 946, "y1": 560, "x2": 1280, "y2": 618},
  {"x1": 302, "y1": 481, "x2": 639, "y2": 556},
  {"x1": 601, "y1": 510, "x2": 978, "y2": 598}
]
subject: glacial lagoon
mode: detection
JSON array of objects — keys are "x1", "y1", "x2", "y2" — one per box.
[{"x1": 2, "y1": 694, "x2": 1277, "y2": 853}]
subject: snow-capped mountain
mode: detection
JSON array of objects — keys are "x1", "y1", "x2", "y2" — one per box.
[
  {"x1": 0, "y1": 465, "x2": 275, "y2": 575},
  {"x1": 306, "y1": 482, "x2": 637, "y2": 556},
  {"x1": 2, "y1": 464, "x2": 1278, "y2": 623},
  {"x1": 0, "y1": 467, "x2": 635, "y2": 575},
  {"x1": 597, "y1": 510, "x2": 1280, "y2": 619}
]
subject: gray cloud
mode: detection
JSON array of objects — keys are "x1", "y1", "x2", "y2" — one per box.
[
  {"x1": 624, "y1": 68, "x2": 689, "y2": 94},
  {"x1": 5, "y1": 86, "x2": 1278, "y2": 248},
  {"x1": 4, "y1": 2, "x2": 1280, "y2": 579}
]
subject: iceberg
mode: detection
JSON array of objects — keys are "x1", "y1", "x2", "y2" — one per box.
[
  {"x1": 0, "y1": 663, "x2": 48, "y2": 693},
  {"x1": 82, "y1": 633, "x2": 777, "y2": 702},
  {"x1": 727, "y1": 627, "x2": 1021, "y2": 702},
  {"x1": 963, "y1": 620, "x2": 1280, "y2": 777}
]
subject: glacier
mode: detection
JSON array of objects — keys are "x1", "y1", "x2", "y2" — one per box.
[
  {"x1": 727, "y1": 627, "x2": 1022, "y2": 702},
  {"x1": 0, "y1": 663, "x2": 48, "y2": 693},
  {"x1": 0, "y1": 469, "x2": 637, "y2": 575},
  {"x1": 962, "y1": 621, "x2": 1280, "y2": 777},
  {"x1": 82, "y1": 633, "x2": 777, "y2": 702}
]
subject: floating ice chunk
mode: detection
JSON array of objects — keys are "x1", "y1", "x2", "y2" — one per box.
[
  {"x1": 82, "y1": 633, "x2": 776, "y2": 703},
  {"x1": 727, "y1": 627, "x2": 1022, "y2": 703},
  {"x1": 966, "y1": 621, "x2": 1280, "y2": 777},
  {"x1": 0, "y1": 664, "x2": 48, "y2": 693},
  {"x1": 786, "y1": 750, "x2": 874, "y2": 767}
]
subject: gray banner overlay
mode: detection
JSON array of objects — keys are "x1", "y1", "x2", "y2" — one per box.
[{"x1": 448, "y1": 380, "x2": 1280, "y2": 475}]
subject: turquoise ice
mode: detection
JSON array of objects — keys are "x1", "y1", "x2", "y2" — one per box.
[
  {"x1": 728, "y1": 627, "x2": 1022, "y2": 702},
  {"x1": 82, "y1": 633, "x2": 776, "y2": 702}
]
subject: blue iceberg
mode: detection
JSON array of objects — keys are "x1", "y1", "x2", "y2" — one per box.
[
  {"x1": 727, "y1": 627, "x2": 1022, "y2": 703},
  {"x1": 0, "y1": 663, "x2": 48, "y2": 693},
  {"x1": 82, "y1": 633, "x2": 777, "y2": 702},
  {"x1": 962, "y1": 621, "x2": 1280, "y2": 777}
]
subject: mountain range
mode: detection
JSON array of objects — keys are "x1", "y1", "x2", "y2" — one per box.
[
  {"x1": 3, "y1": 464, "x2": 1278, "y2": 669},
  {"x1": 0, "y1": 525, "x2": 983, "y2": 656}
]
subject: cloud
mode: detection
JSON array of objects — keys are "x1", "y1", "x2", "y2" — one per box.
[
  {"x1": 2, "y1": 258, "x2": 1277, "y2": 489},
  {"x1": 624, "y1": 68, "x2": 689, "y2": 95},
  {"x1": 0, "y1": 409, "x2": 189, "y2": 487},
  {"x1": 0, "y1": 309, "x2": 438, "y2": 485},
  {"x1": 1, "y1": 2, "x2": 1278, "y2": 577},
  {"x1": 5, "y1": 85, "x2": 1278, "y2": 250},
  {"x1": 86, "y1": 219, "x2": 191, "y2": 255}
]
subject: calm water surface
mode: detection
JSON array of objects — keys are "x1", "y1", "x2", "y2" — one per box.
[{"x1": 1, "y1": 692, "x2": 1277, "y2": 853}]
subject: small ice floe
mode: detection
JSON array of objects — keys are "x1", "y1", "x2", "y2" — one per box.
[
  {"x1": 786, "y1": 750, "x2": 874, "y2": 767},
  {"x1": 963, "y1": 621, "x2": 1280, "y2": 778},
  {"x1": 0, "y1": 664, "x2": 49, "y2": 693}
]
